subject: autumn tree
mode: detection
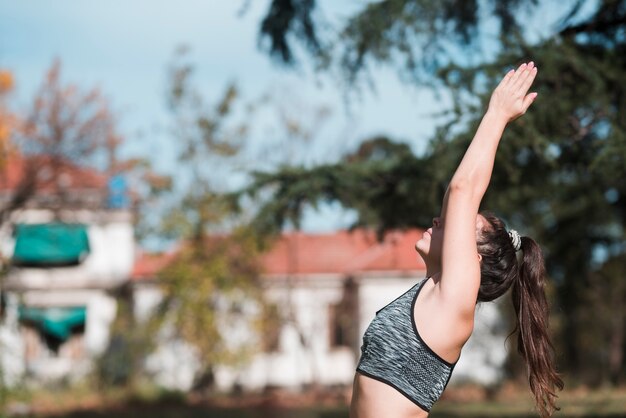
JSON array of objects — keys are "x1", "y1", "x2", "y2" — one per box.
[
  {"x1": 20, "y1": 59, "x2": 119, "y2": 169},
  {"x1": 0, "y1": 70, "x2": 18, "y2": 170},
  {"x1": 0, "y1": 59, "x2": 126, "y2": 226},
  {"x1": 0, "y1": 69, "x2": 18, "y2": 401},
  {"x1": 0, "y1": 70, "x2": 28, "y2": 226}
]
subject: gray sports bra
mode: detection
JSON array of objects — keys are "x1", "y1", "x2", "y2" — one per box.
[{"x1": 356, "y1": 278, "x2": 457, "y2": 412}]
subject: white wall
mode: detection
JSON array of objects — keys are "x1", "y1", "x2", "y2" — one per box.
[
  {"x1": 133, "y1": 273, "x2": 510, "y2": 392},
  {"x1": 218, "y1": 277, "x2": 357, "y2": 391},
  {"x1": 86, "y1": 220, "x2": 134, "y2": 283},
  {"x1": 358, "y1": 276, "x2": 421, "y2": 345},
  {"x1": 144, "y1": 329, "x2": 201, "y2": 392},
  {"x1": 133, "y1": 283, "x2": 201, "y2": 391},
  {"x1": 0, "y1": 293, "x2": 25, "y2": 386},
  {"x1": 0, "y1": 207, "x2": 133, "y2": 384},
  {"x1": 133, "y1": 283, "x2": 164, "y2": 323},
  {"x1": 133, "y1": 276, "x2": 359, "y2": 392},
  {"x1": 451, "y1": 299, "x2": 510, "y2": 385}
]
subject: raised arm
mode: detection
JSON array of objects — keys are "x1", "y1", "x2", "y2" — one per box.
[{"x1": 439, "y1": 62, "x2": 538, "y2": 315}]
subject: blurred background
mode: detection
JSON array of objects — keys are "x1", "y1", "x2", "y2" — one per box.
[{"x1": 1, "y1": 1, "x2": 625, "y2": 417}]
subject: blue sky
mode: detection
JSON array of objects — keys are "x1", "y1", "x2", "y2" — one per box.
[
  {"x1": 0, "y1": 1, "x2": 588, "y2": 232},
  {"x1": 0, "y1": 1, "x2": 444, "y2": 161},
  {"x1": 0, "y1": 1, "x2": 451, "y2": 231}
]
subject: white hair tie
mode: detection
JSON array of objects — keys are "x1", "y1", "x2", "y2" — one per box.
[{"x1": 509, "y1": 229, "x2": 522, "y2": 252}]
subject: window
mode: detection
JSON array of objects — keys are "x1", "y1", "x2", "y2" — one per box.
[
  {"x1": 19, "y1": 306, "x2": 87, "y2": 360},
  {"x1": 329, "y1": 278, "x2": 359, "y2": 350},
  {"x1": 328, "y1": 303, "x2": 351, "y2": 348},
  {"x1": 261, "y1": 303, "x2": 282, "y2": 353},
  {"x1": 0, "y1": 291, "x2": 6, "y2": 320},
  {"x1": 21, "y1": 322, "x2": 85, "y2": 360}
]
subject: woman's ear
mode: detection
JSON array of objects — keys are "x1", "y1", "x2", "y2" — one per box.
[{"x1": 477, "y1": 253, "x2": 482, "y2": 262}]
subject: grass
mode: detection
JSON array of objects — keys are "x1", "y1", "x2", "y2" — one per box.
[
  {"x1": 4, "y1": 385, "x2": 626, "y2": 418},
  {"x1": 432, "y1": 386, "x2": 626, "y2": 418}
]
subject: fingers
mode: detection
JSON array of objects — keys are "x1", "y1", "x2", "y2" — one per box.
[
  {"x1": 498, "y1": 68, "x2": 516, "y2": 89},
  {"x1": 518, "y1": 65, "x2": 538, "y2": 95},
  {"x1": 511, "y1": 61, "x2": 536, "y2": 92},
  {"x1": 502, "y1": 62, "x2": 527, "y2": 89},
  {"x1": 521, "y1": 92, "x2": 538, "y2": 112},
  {"x1": 491, "y1": 61, "x2": 538, "y2": 120},
  {"x1": 501, "y1": 62, "x2": 537, "y2": 93}
]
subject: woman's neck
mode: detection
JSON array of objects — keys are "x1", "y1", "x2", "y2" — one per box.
[
  {"x1": 425, "y1": 268, "x2": 442, "y2": 282},
  {"x1": 425, "y1": 260, "x2": 440, "y2": 278}
]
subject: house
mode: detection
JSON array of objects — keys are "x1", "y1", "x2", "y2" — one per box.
[
  {"x1": 0, "y1": 155, "x2": 133, "y2": 383},
  {"x1": 0, "y1": 155, "x2": 509, "y2": 390},
  {"x1": 132, "y1": 229, "x2": 509, "y2": 392}
]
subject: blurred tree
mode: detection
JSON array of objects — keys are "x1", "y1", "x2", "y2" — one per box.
[
  {"x1": 247, "y1": 0, "x2": 626, "y2": 385},
  {"x1": 20, "y1": 59, "x2": 120, "y2": 171},
  {"x1": 0, "y1": 69, "x2": 32, "y2": 227},
  {"x1": 440, "y1": 34, "x2": 626, "y2": 382},
  {"x1": 245, "y1": 136, "x2": 440, "y2": 237},
  {"x1": 257, "y1": 0, "x2": 564, "y2": 85},
  {"x1": 243, "y1": 93, "x2": 338, "y2": 390},
  {"x1": 157, "y1": 229, "x2": 264, "y2": 389},
  {"x1": 153, "y1": 48, "x2": 267, "y2": 391},
  {"x1": 96, "y1": 291, "x2": 161, "y2": 389},
  {"x1": 258, "y1": 0, "x2": 322, "y2": 66},
  {"x1": 0, "y1": 70, "x2": 18, "y2": 170},
  {"x1": 0, "y1": 59, "x2": 124, "y2": 224},
  {"x1": 576, "y1": 255, "x2": 626, "y2": 386},
  {"x1": 3, "y1": 60, "x2": 169, "y2": 217}
]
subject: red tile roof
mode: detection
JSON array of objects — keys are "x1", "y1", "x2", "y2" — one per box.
[
  {"x1": 260, "y1": 229, "x2": 426, "y2": 277},
  {"x1": 132, "y1": 229, "x2": 427, "y2": 281},
  {"x1": 131, "y1": 250, "x2": 178, "y2": 281},
  {"x1": 0, "y1": 154, "x2": 106, "y2": 192}
]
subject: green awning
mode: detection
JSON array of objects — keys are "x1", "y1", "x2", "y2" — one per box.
[
  {"x1": 13, "y1": 223, "x2": 90, "y2": 266},
  {"x1": 18, "y1": 306, "x2": 86, "y2": 341}
]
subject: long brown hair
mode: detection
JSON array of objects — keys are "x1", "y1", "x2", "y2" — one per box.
[{"x1": 476, "y1": 212, "x2": 564, "y2": 417}]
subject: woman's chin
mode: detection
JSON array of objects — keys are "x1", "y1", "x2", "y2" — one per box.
[{"x1": 415, "y1": 242, "x2": 428, "y2": 258}]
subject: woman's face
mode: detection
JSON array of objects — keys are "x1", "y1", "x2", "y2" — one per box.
[{"x1": 415, "y1": 214, "x2": 487, "y2": 267}]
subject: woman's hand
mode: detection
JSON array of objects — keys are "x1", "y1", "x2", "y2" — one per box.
[{"x1": 487, "y1": 62, "x2": 538, "y2": 123}]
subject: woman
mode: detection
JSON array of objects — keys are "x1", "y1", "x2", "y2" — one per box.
[{"x1": 350, "y1": 62, "x2": 563, "y2": 418}]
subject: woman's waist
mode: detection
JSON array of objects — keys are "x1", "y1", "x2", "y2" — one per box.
[{"x1": 352, "y1": 371, "x2": 429, "y2": 418}]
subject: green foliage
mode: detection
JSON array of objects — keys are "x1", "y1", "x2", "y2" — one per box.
[
  {"x1": 96, "y1": 294, "x2": 160, "y2": 389},
  {"x1": 166, "y1": 47, "x2": 243, "y2": 161},
  {"x1": 155, "y1": 49, "x2": 269, "y2": 388},
  {"x1": 576, "y1": 255, "x2": 626, "y2": 386},
  {"x1": 249, "y1": 0, "x2": 626, "y2": 385},
  {"x1": 258, "y1": 0, "x2": 322, "y2": 65},
  {"x1": 258, "y1": 0, "x2": 541, "y2": 85},
  {"x1": 436, "y1": 22, "x2": 626, "y2": 378},
  {"x1": 156, "y1": 228, "x2": 264, "y2": 371},
  {"x1": 244, "y1": 136, "x2": 442, "y2": 237}
]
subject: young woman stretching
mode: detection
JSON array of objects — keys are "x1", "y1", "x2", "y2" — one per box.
[{"x1": 350, "y1": 62, "x2": 563, "y2": 418}]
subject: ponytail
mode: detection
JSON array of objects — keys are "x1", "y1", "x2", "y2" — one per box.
[{"x1": 512, "y1": 236, "x2": 564, "y2": 417}]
